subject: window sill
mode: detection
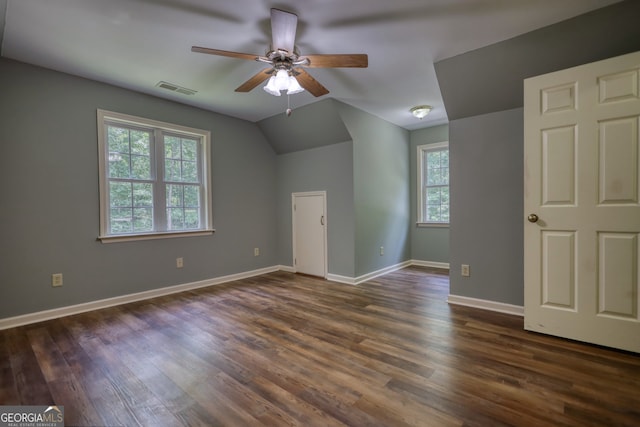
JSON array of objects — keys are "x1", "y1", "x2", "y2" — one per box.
[
  {"x1": 416, "y1": 222, "x2": 449, "y2": 228},
  {"x1": 98, "y1": 229, "x2": 215, "y2": 243}
]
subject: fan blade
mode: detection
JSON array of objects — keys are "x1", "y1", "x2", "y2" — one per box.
[
  {"x1": 302, "y1": 54, "x2": 368, "y2": 68},
  {"x1": 294, "y1": 69, "x2": 329, "y2": 97},
  {"x1": 271, "y1": 9, "x2": 297, "y2": 53},
  {"x1": 235, "y1": 68, "x2": 274, "y2": 92},
  {"x1": 191, "y1": 46, "x2": 258, "y2": 61}
]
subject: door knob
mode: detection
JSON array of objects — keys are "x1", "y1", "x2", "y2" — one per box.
[{"x1": 527, "y1": 213, "x2": 539, "y2": 223}]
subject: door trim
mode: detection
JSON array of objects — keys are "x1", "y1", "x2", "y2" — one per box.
[{"x1": 292, "y1": 191, "x2": 328, "y2": 278}]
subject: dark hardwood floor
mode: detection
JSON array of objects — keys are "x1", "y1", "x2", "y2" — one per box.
[{"x1": 1, "y1": 266, "x2": 639, "y2": 426}]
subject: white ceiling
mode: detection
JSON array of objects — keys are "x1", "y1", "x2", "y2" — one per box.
[{"x1": 0, "y1": 0, "x2": 620, "y2": 130}]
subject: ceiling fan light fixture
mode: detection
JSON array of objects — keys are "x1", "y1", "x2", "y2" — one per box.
[
  {"x1": 263, "y1": 69, "x2": 305, "y2": 96},
  {"x1": 410, "y1": 105, "x2": 432, "y2": 119},
  {"x1": 286, "y1": 76, "x2": 305, "y2": 94},
  {"x1": 274, "y1": 69, "x2": 290, "y2": 91},
  {"x1": 263, "y1": 76, "x2": 281, "y2": 96}
]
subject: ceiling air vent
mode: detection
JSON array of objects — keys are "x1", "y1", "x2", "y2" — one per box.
[{"x1": 156, "y1": 81, "x2": 197, "y2": 96}]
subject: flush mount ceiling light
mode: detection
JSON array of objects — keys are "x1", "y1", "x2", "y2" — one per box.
[{"x1": 410, "y1": 105, "x2": 432, "y2": 119}]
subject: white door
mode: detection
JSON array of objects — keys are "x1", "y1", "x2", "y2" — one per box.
[
  {"x1": 292, "y1": 192, "x2": 327, "y2": 278},
  {"x1": 524, "y1": 51, "x2": 640, "y2": 353}
]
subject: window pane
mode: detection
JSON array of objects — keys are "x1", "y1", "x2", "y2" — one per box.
[
  {"x1": 427, "y1": 170, "x2": 441, "y2": 186},
  {"x1": 167, "y1": 207, "x2": 184, "y2": 230},
  {"x1": 441, "y1": 205, "x2": 450, "y2": 222},
  {"x1": 421, "y1": 146, "x2": 449, "y2": 223},
  {"x1": 441, "y1": 187, "x2": 450, "y2": 204},
  {"x1": 427, "y1": 151, "x2": 440, "y2": 169},
  {"x1": 108, "y1": 126, "x2": 129, "y2": 153},
  {"x1": 427, "y1": 206, "x2": 441, "y2": 222},
  {"x1": 165, "y1": 159, "x2": 181, "y2": 181},
  {"x1": 107, "y1": 126, "x2": 152, "y2": 180},
  {"x1": 110, "y1": 208, "x2": 132, "y2": 234},
  {"x1": 164, "y1": 137, "x2": 200, "y2": 183},
  {"x1": 109, "y1": 182, "x2": 131, "y2": 207},
  {"x1": 165, "y1": 136, "x2": 181, "y2": 159},
  {"x1": 133, "y1": 183, "x2": 153, "y2": 207},
  {"x1": 426, "y1": 187, "x2": 441, "y2": 204},
  {"x1": 184, "y1": 209, "x2": 199, "y2": 229},
  {"x1": 109, "y1": 153, "x2": 130, "y2": 178},
  {"x1": 440, "y1": 150, "x2": 449, "y2": 164},
  {"x1": 182, "y1": 161, "x2": 198, "y2": 182},
  {"x1": 131, "y1": 154, "x2": 151, "y2": 180},
  {"x1": 184, "y1": 185, "x2": 200, "y2": 207},
  {"x1": 133, "y1": 207, "x2": 153, "y2": 232},
  {"x1": 130, "y1": 130, "x2": 150, "y2": 155},
  {"x1": 182, "y1": 139, "x2": 197, "y2": 161},
  {"x1": 166, "y1": 184, "x2": 183, "y2": 207}
]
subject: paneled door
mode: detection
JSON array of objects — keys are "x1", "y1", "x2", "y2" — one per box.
[
  {"x1": 524, "y1": 51, "x2": 640, "y2": 353},
  {"x1": 292, "y1": 191, "x2": 327, "y2": 278}
]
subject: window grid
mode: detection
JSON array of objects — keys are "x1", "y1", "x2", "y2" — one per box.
[
  {"x1": 98, "y1": 110, "x2": 212, "y2": 240},
  {"x1": 419, "y1": 143, "x2": 449, "y2": 224},
  {"x1": 163, "y1": 135, "x2": 202, "y2": 231},
  {"x1": 106, "y1": 125, "x2": 155, "y2": 234}
]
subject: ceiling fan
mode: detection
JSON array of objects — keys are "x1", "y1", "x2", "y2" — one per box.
[{"x1": 191, "y1": 8, "x2": 368, "y2": 97}]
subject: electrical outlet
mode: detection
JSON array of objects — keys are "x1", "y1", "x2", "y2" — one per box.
[
  {"x1": 176, "y1": 257, "x2": 184, "y2": 268},
  {"x1": 254, "y1": 247, "x2": 260, "y2": 256},
  {"x1": 380, "y1": 246, "x2": 384, "y2": 256},
  {"x1": 52, "y1": 273, "x2": 63, "y2": 287},
  {"x1": 461, "y1": 264, "x2": 470, "y2": 277}
]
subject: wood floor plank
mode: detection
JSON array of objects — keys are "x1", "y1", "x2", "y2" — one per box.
[
  {"x1": 5, "y1": 327, "x2": 54, "y2": 405},
  {"x1": 2, "y1": 266, "x2": 639, "y2": 426}
]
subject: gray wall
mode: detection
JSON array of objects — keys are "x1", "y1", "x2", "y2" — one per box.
[
  {"x1": 258, "y1": 99, "x2": 351, "y2": 154},
  {"x1": 337, "y1": 104, "x2": 411, "y2": 277},
  {"x1": 435, "y1": 0, "x2": 640, "y2": 121},
  {"x1": 437, "y1": 0, "x2": 640, "y2": 306},
  {"x1": 276, "y1": 141, "x2": 355, "y2": 277},
  {"x1": 0, "y1": 56, "x2": 420, "y2": 320},
  {"x1": 449, "y1": 108, "x2": 523, "y2": 305},
  {"x1": 0, "y1": 58, "x2": 277, "y2": 318},
  {"x1": 275, "y1": 101, "x2": 412, "y2": 279},
  {"x1": 410, "y1": 124, "x2": 449, "y2": 264}
]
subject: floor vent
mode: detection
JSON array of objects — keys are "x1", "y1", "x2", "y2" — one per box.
[{"x1": 156, "y1": 81, "x2": 197, "y2": 96}]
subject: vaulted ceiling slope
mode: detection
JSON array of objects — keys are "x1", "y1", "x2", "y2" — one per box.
[
  {"x1": 435, "y1": 0, "x2": 640, "y2": 121},
  {"x1": 258, "y1": 99, "x2": 351, "y2": 154},
  {"x1": 0, "y1": 0, "x2": 622, "y2": 130}
]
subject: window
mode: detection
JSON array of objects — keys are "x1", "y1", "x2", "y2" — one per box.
[
  {"x1": 418, "y1": 141, "x2": 449, "y2": 225},
  {"x1": 97, "y1": 110, "x2": 213, "y2": 242}
]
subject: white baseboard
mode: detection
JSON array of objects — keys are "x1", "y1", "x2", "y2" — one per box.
[
  {"x1": 0, "y1": 265, "x2": 280, "y2": 330},
  {"x1": 327, "y1": 260, "x2": 412, "y2": 285},
  {"x1": 278, "y1": 265, "x2": 296, "y2": 273},
  {"x1": 410, "y1": 260, "x2": 450, "y2": 270},
  {"x1": 447, "y1": 294, "x2": 524, "y2": 317},
  {"x1": 327, "y1": 260, "x2": 447, "y2": 285},
  {"x1": 1, "y1": 261, "x2": 520, "y2": 330},
  {"x1": 325, "y1": 273, "x2": 357, "y2": 285}
]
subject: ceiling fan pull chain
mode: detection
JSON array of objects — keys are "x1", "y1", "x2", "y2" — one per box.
[{"x1": 286, "y1": 94, "x2": 293, "y2": 117}]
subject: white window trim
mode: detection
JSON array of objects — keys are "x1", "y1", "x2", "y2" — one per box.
[
  {"x1": 417, "y1": 141, "x2": 449, "y2": 227},
  {"x1": 97, "y1": 109, "x2": 214, "y2": 242}
]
